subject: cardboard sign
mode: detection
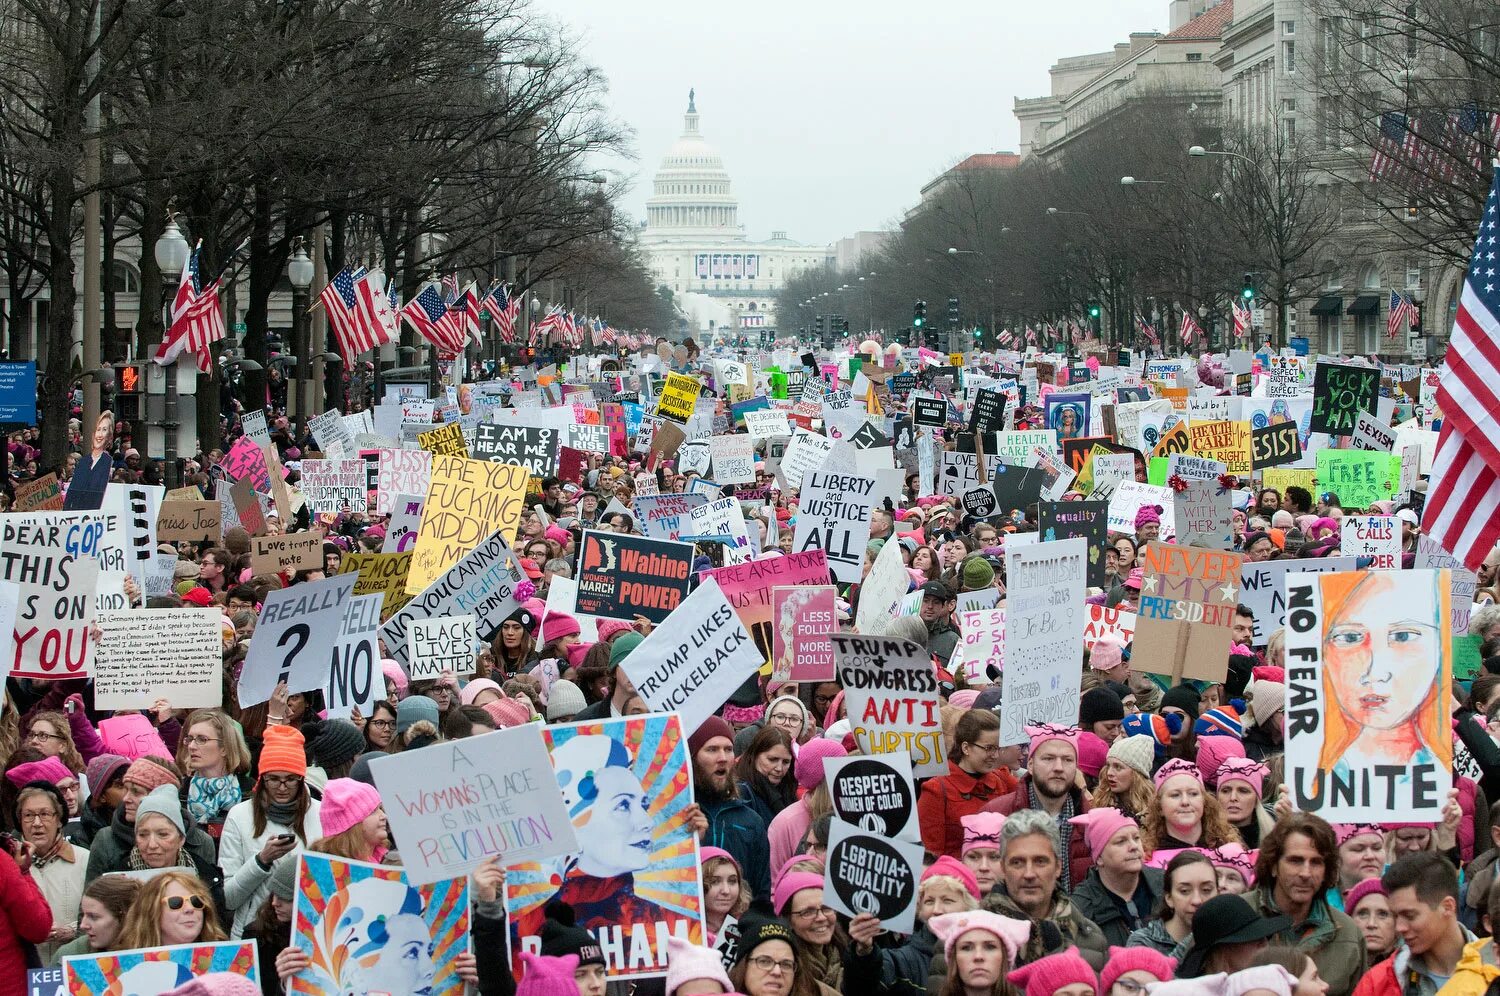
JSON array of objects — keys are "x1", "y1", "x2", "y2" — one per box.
[
  {"x1": 1, "y1": 537, "x2": 93, "y2": 681},
  {"x1": 1312, "y1": 362, "x2": 1379, "y2": 435},
  {"x1": 794, "y1": 469, "x2": 885, "y2": 584},
  {"x1": 375, "y1": 448, "x2": 432, "y2": 516},
  {"x1": 1352, "y1": 410, "x2": 1397, "y2": 452},
  {"x1": 369, "y1": 725, "x2": 578, "y2": 886},
  {"x1": 1000, "y1": 538, "x2": 1086, "y2": 745},
  {"x1": 407, "y1": 614, "x2": 476, "y2": 680},
  {"x1": 239, "y1": 573, "x2": 356, "y2": 705},
  {"x1": 472, "y1": 424, "x2": 560, "y2": 477},
  {"x1": 338, "y1": 550, "x2": 414, "y2": 622},
  {"x1": 1316, "y1": 450, "x2": 1399, "y2": 510},
  {"x1": 823, "y1": 819, "x2": 923, "y2": 934},
  {"x1": 408, "y1": 455, "x2": 529, "y2": 594},
  {"x1": 833, "y1": 634, "x2": 946, "y2": 778},
  {"x1": 156, "y1": 500, "x2": 221, "y2": 544},
  {"x1": 772, "y1": 585, "x2": 837, "y2": 681},
  {"x1": 1252, "y1": 421, "x2": 1302, "y2": 469},
  {"x1": 1284, "y1": 570, "x2": 1452, "y2": 821},
  {"x1": 418, "y1": 420, "x2": 469, "y2": 457},
  {"x1": 575, "y1": 531, "x2": 694, "y2": 623},
  {"x1": 1237, "y1": 557, "x2": 1358, "y2": 645},
  {"x1": 617, "y1": 577, "x2": 761, "y2": 734},
  {"x1": 94, "y1": 608, "x2": 221, "y2": 710},
  {"x1": 1038, "y1": 502, "x2": 1109, "y2": 587},
  {"x1": 1173, "y1": 480, "x2": 1233, "y2": 550},
  {"x1": 1344, "y1": 514, "x2": 1400, "y2": 569},
  {"x1": 251, "y1": 531, "x2": 323, "y2": 575},
  {"x1": 230, "y1": 477, "x2": 267, "y2": 536},
  {"x1": 13, "y1": 473, "x2": 62, "y2": 512},
  {"x1": 381, "y1": 530, "x2": 527, "y2": 669},
  {"x1": 656, "y1": 372, "x2": 702, "y2": 423},
  {"x1": 1133, "y1": 542, "x2": 1243, "y2": 682}
]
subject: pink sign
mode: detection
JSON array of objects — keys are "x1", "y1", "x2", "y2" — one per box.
[
  {"x1": 222, "y1": 436, "x2": 271, "y2": 492},
  {"x1": 701, "y1": 550, "x2": 831, "y2": 662},
  {"x1": 773, "y1": 585, "x2": 837, "y2": 681}
]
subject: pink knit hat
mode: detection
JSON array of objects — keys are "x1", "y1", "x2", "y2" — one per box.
[
  {"x1": 700, "y1": 846, "x2": 739, "y2": 870},
  {"x1": 773, "y1": 871, "x2": 823, "y2": 916},
  {"x1": 1099, "y1": 946, "x2": 1177, "y2": 994},
  {"x1": 794, "y1": 738, "x2": 847, "y2": 791},
  {"x1": 1025, "y1": 723, "x2": 1081, "y2": 756},
  {"x1": 1134, "y1": 504, "x2": 1162, "y2": 529},
  {"x1": 961, "y1": 812, "x2": 1006, "y2": 856},
  {"x1": 1214, "y1": 756, "x2": 1268, "y2": 798},
  {"x1": 1153, "y1": 756, "x2": 1202, "y2": 791},
  {"x1": 927, "y1": 910, "x2": 1031, "y2": 962},
  {"x1": 948, "y1": 689, "x2": 981, "y2": 711},
  {"x1": 123, "y1": 756, "x2": 181, "y2": 792},
  {"x1": 541, "y1": 612, "x2": 581, "y2": 647},
  {"x1": 1334, "y1": 823, "x2": 1385, "y2": 847},
  {"x1": 162, "y1": 974, "x2": 264, "y2": 996},
  {"x1": 1208, "y1": 842, "x2": 1258, "y2": 888},
  {"x1": 722, "y1": 703, "x2": 765, "y2": 725},
  {"x1": 1090, "y1": 636, "x2": 1125, "y2": 671},
  {"x1": 460, "y1": 678, "x2": 503, "y2": 706},
  {"x1": 565, "y1": 641, "x2": 595, "y2": 670},
  {"x1": 924, "y1": 854, "x2": 981, "y2": 900},
  {"x1": 1007, "y1": 946, "x2": 1097, "y2": 996},
  {"x1": 1225, "y1": 965, "x2": 1298, "y2": 996},
  {"x1": 518, "y1": 952, "x2": 582, "y2": 996},
  {"x1": 1345, "y1": 877, "x2": 1387, "y2": 914},
  {"x1": 5, "y1": 755, "x2": 72, "y2": 789},
  {"x1": 1076, "y1": 731, "x2": 1109, "y2": 778},
  {"x1": 595, "y1": 618, "x2": 635, "y2": 644},
  {"x1": 381, "y1": 659, "x2": 409, "y2": 699},
  {"x1": 545, "y1": 526, "x2": 571, "y2": 547},
  {"x1": 319, "y1": 777, "x2": 382, "y2": 838},
  {"x1": 483, "y1": 697, "x2": 533, "y2": 729},
  {"x1": 664, "y1": 936, "x2": 732, "y2": 996},
  {"x1": 1195, "y1": 735, "x2": 1247, "y2": 787},
  {"x1": 1068, "y1": 807, "x2": 1138, "y2": 862}
]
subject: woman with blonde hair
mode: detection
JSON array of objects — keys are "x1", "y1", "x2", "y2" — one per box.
[
  {"x1": 24, "y1": 712, "x2": 85, "y2": 774},
  {"x1": 1090, "y1": 735, "x2": 1156, "y2": 823},
  {"x1": 1142, "y1": 759, "x2": 1241, "y2": 856},
  {"x1": 701, "y1": 847, "x2": 751, "y2": 961},
  {"x1": 115, "y1": 870, "x2": 226, "y2": 950},
  {"x1": 309, "y1": 778, "x2": 390, "y2": 864},
  {"x1": 174, "y1": 708, "x2": 252, "y2": 836}
]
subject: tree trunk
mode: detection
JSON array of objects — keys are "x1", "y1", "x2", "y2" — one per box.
[
  {"x1": 136, "y1": 189, "x2": 167, "y2": 354},
  {"x1": 40, "y1": 164, "x2": 78, "y2": 469}
]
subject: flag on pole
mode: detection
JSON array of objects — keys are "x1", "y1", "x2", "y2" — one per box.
[
  {"x1": 454, "y1": 283, "x2": 482, "y2": 346},
  {"x1": 1388, "y1": 290, "x2": 1416, "y2": 339},
  {"x1": 174, "y1": 278, "x2": 226, "y2": 374},
  {"x1": 1369, "y1": 111, "x2": 1412, "y2": 182},
  {"x1": 321, "y1": 267, "x2": 397, "y2": 361},
  {"x1": 1180, "y1": 311, "x2": 1203, "y2": 345},
  {"x1": 153, "y1": 242, "x2": 202, "y2": 366},
  {"x1": 1135, "y1": 316, "x2": 1159, "y2": 346},
  {"x1": 1420, "y1": 167, "x2": 1500, "y2": 571},
  {"x1": 401, "y1": 283, "x2": 466, "y2": 357},
  {"x1": 483, "y1": 285, "x2": 517, "y2": 343},
  {"x1": 1232, "y1": 300, "x2": 1252, "y2": 339}
]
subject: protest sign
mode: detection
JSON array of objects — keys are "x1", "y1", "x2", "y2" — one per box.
[
  {"x1": 1166, "y1": 454, "x2": 1226, "y2": 481},
  {"x1": 230, "y1": 477, "x2": 267, "y2": 536},
  {"x1": 633, "y1": 493, "x2": 708, "y2": 542},
  {"x1": 64, "y1": 940, "x2": 259, "y2": 996},
  {"x1": 1037, "y1": 501, "x2": 1109, "y2": 586},
  {"x1": 155, "y1": 500, "x2": 220, "y2": 544},
  {"x1": 1237, "y1": 557, "x2": 1358, "y2": 644},
  {"x1": 823, "y1": 819, "x2": 923, "y2": 934},
  {"x1": 1312, "y1": 362, "x2": 1379, "y2": 435},
  {"x1": 292, "y1": 851, "x2": 469, "y2": 996},
  {"x1": 1415, "y1": 535, "x2": 1479, "y2": 634},
  {"x1": 13, "y1": 473, "x2": 62, "y2": 512},
  {"x1": 308, "y1": 407, "x2": 356, "y2": 459},
  {"x1": 772, "y1": 585, "x2": 837, "y2": 681},
  {"x1": 242, "y1": 409, "x2": 272, "y2": 446},
  {"x1": 617, "y1": 577, "x2": 760, "y2": 733},
  {"x1": 656, "y1": 372, "x2": 702, "y2": 423},
  {"x1": 240, "y1": 573, "x2": 356, "y2": 705},
  {"x1": 472, "y1": 424, "x2": 560, "y2": 477},
  {"x1": 418, "y1": 421, "x2": 469, "y2": 457},
  {"x1": 26, "y1": 967, "x2": 60, "y2": 996},
  {"x1": 708, "y1": 435, "x2": 755, "y2": 484},
  {"x1": 1083, "y1": 604, "x2": 1136, "y2": 650},
  {"x1": 375, "y1": 448, "x2": 431, "y2": 515},
  {"x1": 912, "y1": 396, "x2": 947, "y2": 427},
  {"x1": 744, "y1": 408, "x2": 792, "y2": 438},
  {"x1": 0, "y1": 537, "x2": 97, "y2": 680},
  {"x1": 566, "y1": 422, "x2": 611, "y2": 455},
  {"x1": 795, "y1": 469, "x2": 885, "y2": 584},
  {"x1": 1266, "y1": 355, "x2": 1305, "y2": 397},
  {"x1": 1316, "y1": 449, "x2": 1399, "y2": 510},
  {"x1": 1284, "y1": 570, "x2": 1452, "y2": 821},
  {"x1": 370, "y1": 725, "x2": 577, "y2": 885},
  {"x1": 824, "y1": 752, "x2": 918, "y2": 841},
  {"x1": 687, "y1": 496, "x2": 752, "y2": 564},
  {"x1": 853, "y1": 538, "x2": 910, "y2": 639},
  {"x1": 1000, "y1": 539, "x2": 1086, "y2": 745},
  {"x1": 325, "y1": 594, "x2": 380, "y2": 721},
  {"x1": 833, "y1": 634, "x2": 946, "y2": 778},
  {"x1": 1173, "y1": 479, "x2": 1234, "y2": 549},
  {"x1": 1187, "y1": 419, "x2": 1251, "y2": 474},
  {"x1": 702, "y1": 550, "x2": 832, "y2": 660},
  {"x1": 408, "y1": 455, "x2": 529, "y2": 594},
  {"x1": 1028, "y1": 445, "x2": 1076, "y2": 501},
  {"x1": 1352, "y1": 410, "x2": 1397, "y2": 452},
  {"x1": 1134, "y1": 542, "x2": 1243, "y2": 682},
  {"x1": 1252, "y1": 421, "x2": 1302, "y2": 469},
  {"x1": 969, "y1": 388, "x2": 1006, "y2": 433},
  {"x1": 299, "y1": 459, "x2": 367, "y2": 514},
  {"x1": 1107, "y1": 481, "x2": 1176, "y2": 539},
  {"x1": 381, "y1": 531, "x2": 526, "y2": 669},
  {"x1": 251, "y1": 531, "x2": 323, "y2": 576},
  {"x1": 407, "y1": 614, "x2": 476, "y2": 680},
  {"x1": 338, "y1": 550, "x2": 414, "y2": 621},
  {"x1": 575, "y1": 531, "x2": 693, "y2": 623},
  {"x1": 382, "y1": 494, "x2": 424, "y2": 553},
  {"x1": 1344, "y1": 514, "x2": 1400, "y2": 568},
  {"x1": 506, "y1": 713, "x2": 704, "y2": 980},
  {"x1": 106, "y1": 483, "x2": 161, "y2": 592},
  {"x1": 779, "y1": 429, "x2": 833, "y2": 489},
  {"x1": 822, "y1": 389, "x2": 864, "y2": 440},
  {"x1": 958, "y1": 608, "x2": 1005, "y2": 685},
  {"x1": 223, "y1": 435, "x2": 272, "y2": 491},
  {"x1": 93, "y1": 608, "x2": 221, "y2": 711}
]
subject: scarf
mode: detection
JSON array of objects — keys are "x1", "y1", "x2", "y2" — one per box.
[
  {"x1": 128, "y1": 846, "x2": 193, "y2": 872},
  {"x1": 1028, "y1": 779, "x2": 1076, "y2": 886},
  {"x1": 188, "y1": 775, "x2": 241, "y2": 826},
  {"x1": 799, "y1": 937, "x2": 843, "y2": 992},
  {"x1": 265, "y1": 799, "x2": 302, "y2": 830}
]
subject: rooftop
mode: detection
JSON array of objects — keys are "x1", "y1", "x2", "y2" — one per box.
[{"x1": 1163, "y1": 0, "x2": 1233, "y2": 40}]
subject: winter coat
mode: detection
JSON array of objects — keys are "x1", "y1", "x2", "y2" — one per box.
[
  {"x1": 842, "y1": 922, "x2": 940, "y2": 996},
  {"x1": 768, "y1": 798, "x2": 815, "y2": 875},
  {"x1": 1242, "y1": 722, "x2": 1282, "y2": 762},
  {"x1": 219, "y1": 796, "x2": 322, "y2": 938},
  {"x1": 983, "y1": 885, "x2": 1108, "y2": 971},
  {"x1": 1354, "y1": 927, "x2": 1477, "y2": 996},
  {"x1": 1125, "y1": 918, "x2": 1193, "y2": 961},
  {"x1": 701, "y1": 789, "x2": 771, "y2": 908},
  {"x1": 917, "y1": 760, "x2": 1016, "y2": 859},
  {"x1": 1070, "y1": 866, "x2": 1165, "y2": 947},
  {"x1": 83, "y1": 801, "x2": 220, "y2": 885},
  {"x1": 1439, "y1": 937, "x2": 1500, "y2": 996},
  {"x1": 980, "y1": 775, "x2": 1094, "y2": 889},
  {"x1": 1254, "y1": 885, "x2": 1368, "y2": 996},
  {"x1": 1466, "y1": 850, "x2": 1500, "y2": 930},
  {"x1": 0, "y1": 850, "x2": 52, "y2": 996}
]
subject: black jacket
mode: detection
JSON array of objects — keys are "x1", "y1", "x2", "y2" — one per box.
[{"x1": 1069, "y1": 866, "x2": 1165, "y2": 947}]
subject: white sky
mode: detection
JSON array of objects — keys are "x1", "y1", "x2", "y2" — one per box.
[{"x1": 534, "y1": 0, "x2": 1168, "y2": 245}]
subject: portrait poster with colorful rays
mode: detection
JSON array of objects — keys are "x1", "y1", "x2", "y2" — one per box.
[
  {"x1": 290, "y1": 851, "x2": 470, "y2": 996},
  {"x1": 63, "y1": 939, "x2": 258, "y2": 996},
  {"x1": 506, "y1": 712, "x2": 705, "y2": 981}
]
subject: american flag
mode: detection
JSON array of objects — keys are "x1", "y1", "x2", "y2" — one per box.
[
  {"x1": 1421, "y1": 166, "x2": 1500, "y2": 571},
  {"x1": 401, "y1": 283, "x2": 466, "y2": 357},
  {"x1": 174, "y1": 277, "x2": 226, "y2": 374},
  {"x1": 998, "y1": 328, "x2": 1015, "y2": 347},
  {"x1": 1024, "y1": 326, "x2": 1037, "y2": 344},
  {"x1": 1370, "y1": 111, "x2": 1413, "y2": 182},
  {"x1": 1136, "y1": 316, "x2": 1159, "y2": 346},
  {"x1": 321, "y1": 267, "x2": 397, "y2": 360},
  {"x1": 1388, "y1": 290, "x2": 1416, "y2": 339},
  {"x1": 530, "y1": 306, "x2": 561, "y2": 346},
  {"x1": 1232, "y1": 300, "x2": 1252, "y2": 339},
  {"x1": 153, "y1": 242, "x2": 202, "y2": 366},
  {"x1": 483, "y1": 285, "x2": 518, "y2": 343},
  {"x1": 1447, "y1": 104, "x2": 1488, "y2": 178},
  {"x1": 454, "y1": 283, "x2": 482, "y2": 346},
  {"x1": 1180, "y1": 311, "x2": 1203, "y2": 345},
  {"x1": 441, "y1": 273, "x2": 461, "y2": 304}
]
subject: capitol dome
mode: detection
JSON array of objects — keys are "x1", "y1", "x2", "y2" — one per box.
[{"x1": 643, "y1": 90, "x2": 743, "y2": 242}]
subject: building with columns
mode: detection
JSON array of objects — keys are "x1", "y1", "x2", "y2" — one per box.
[{"x1": 640, "y1": 91, "x2": 831, "y2": 333}]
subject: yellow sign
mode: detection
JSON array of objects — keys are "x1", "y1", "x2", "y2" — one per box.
[
  {"x1": 656, "y1": 373, "x2": 702, "y2": 423},
  {"x1": 1152, "y1": 423, "x2": 1192, "y2": 458},
  {"x1": 949, "y1": 353, "x2": 964, "y2": 367},
  {"x1": 1262, "y1": 467, "x2": 1316, "y2": 496},
  {"x1": 1188, "y1": 419, "x2": 1252, "y2": 474},
  {"x1": 407, "y1": 455, "x2": 530, "y2": 594},
  {"x1": 340, "y1": 551, "x2": 414, "y2": 621},
  {"x1": 417, "y1": 421, "x2": 468, "y2": 457}
]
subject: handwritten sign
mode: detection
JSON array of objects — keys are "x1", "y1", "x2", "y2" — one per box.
[
  {"x1": 299, "y1": 459, "x2": 367, "y2": 514},
  {"x1": 1344, "y1": 514, "x2": 1400, "y2": 568},
  {"x1": 1312, "y1": 362, "x2": 1379, "y2": 435},
  {"x1": 408, "y1": 455, "x2": 529, "y2": 594},
  {"x1": 1316, "y1": 450, "x2": 1400, "y2": 510},
  {"x1": 251, "y1": 531, "x2": 323, "y2": 575},
  {"x1": 418, "y1": 421, "x2": 469, "y2": 457},
  {"x1": 833, "y1": 634, "x2": 946, "y2": 778},
  {"x1": 1, "y1": 539, "x2": 96, "y2": 681},
  {"x1": 375, "y1": 448, "x2": 432, "y2": 516},
  {"x1": 1134, "y1": 542, "x2": 1243, "y2": 681},
  {"x1": 239, "y1": 573, "x2": 355, "y2": 705},
  {"x1": 407, "y1": 614, "x2": 476, "y2": 680},
  {"x1": 1000, "y1": 539, "x2": 1086, "y2": 744},
  {"x1": 381, "y1": 531, "x2": 526, "y2": 669},
  {"x1": 795, "y1": 470, "x2": 883, "y2": 584},
  {"x1": 94, "y1": 608, "x2": 221, "y2": 710},
  {"x1": 472, "y1": 424, "x2": 559, "y2": 477},
  {"x1": 1238, "y1": 557, "x2": 1358, "y2": 645},
  {"x1": 156, "y1": 500, "x2": 221, "y2": 545}
]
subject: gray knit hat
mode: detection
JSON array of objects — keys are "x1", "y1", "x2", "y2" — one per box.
[
  {"x1": 269, "y1": 854, "x2": 298, "y2": 901},
  {"x1": 304, "y1": 719, "x2": 365, "y2": 770},
  {"x1": 135, "y1": 784, "x2": 185, "y2": 836},
  {"x1": 546, "y1": 679, "x2": 587, "y2": 721}
]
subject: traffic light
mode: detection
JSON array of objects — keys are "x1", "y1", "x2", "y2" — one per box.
[
  {"x1": 1087, "y1": 303, "x2": 1101, "y2": 319},
  {"x1": 913, "y1": 300, "x2": 926, "y2": 328},
  {"x1": 947, "y1": 297, "x2": 960, "y2": 329},
  {"x1": 815, "y1": 315, "x2": 825, "y2": 336},
  {"x1": 972, "y1": 326, "x2": 984, "y2": 348},
  {"x1": 839, "y1": 318, "x2": 850, "y2": 336},
  {"x1": 1241, "y1": 273, "x2": 1255, "y2": 301},
  {"x1": 1087, "y1": 302, "x2": 1102, "y2": 337}
]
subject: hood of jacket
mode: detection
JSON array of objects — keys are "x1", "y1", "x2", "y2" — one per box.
[{"x1": 1450, "y1": 936, "x2": 1500, "y2": 990}]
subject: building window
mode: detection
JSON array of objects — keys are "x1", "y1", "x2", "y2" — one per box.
[
  {"x1": 1405, "y1": 260, "x2": 1422, "y2": 290},
  {"x1": 1355, "y1": 312, "x2": 1378, "y2": 353},
  {"x1": 1319, "y1": 315, "x2": 1340, "y2": 353},
  {"x1": 1283, "y1": 98, "x2": 1297, "y2": 112},
  {"x1": 1283, "y1": 20, "x2": 1295, "y2": 34},
  {"x1": 1187, "y1": 52, "x2": 1202, "y2": 62},
  {"x1": 1283, "y1": 118, "x2": 1296, "y2": 140},
  {"x1": 1284, "y1": 40, "x2": 1296, "y2": 73},
  {"x1": 108, "y1": 260, "x2": 140, "y2": 294}
]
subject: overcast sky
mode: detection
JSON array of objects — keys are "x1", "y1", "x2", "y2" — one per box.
[{"x1": 533, "y1": 0, "x2": 1167, "y2": 246}]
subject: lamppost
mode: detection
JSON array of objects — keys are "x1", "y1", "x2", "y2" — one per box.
[
  {"x1": 152, "y1": 218, "x2": 190, "y2": 488},
  {"x1": 286, "y1": 241, "x2": 314, "y2": 432}
]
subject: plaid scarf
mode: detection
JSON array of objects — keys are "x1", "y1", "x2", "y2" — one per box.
[{"x1": 1028, "y1": 779, "x2": 1077, "y2": 885}]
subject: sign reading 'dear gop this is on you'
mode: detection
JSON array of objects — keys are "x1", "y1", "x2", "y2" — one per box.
[
  {"x1": 0, "y1": 537, "x2": 94, "y2": 681},
  {"x1": 369, "y1": 724, "x2": 578, "y2": 886},
  {"x1": 1000, "y1": 538, "x2": 1087, "y2": 745},
  {"x1": 575, "y1": 531, "x2": 694, "y2": 623},
  {"x1": 823, "y1": 818, "x2": 924, "y2": 934},
  {"x1": 1134, "y1": 541, "x2": 1244, "y2": 682},
  {"x1": 832, "y1": 634, "x2": 946, "y2": 778},
  {"x1": 408, "y1": 455, "x2": 530, "y2": 595},
  {"x1": 823, "y1": 752, "x2": 919, "y2": 842},
  {"x1": 1285, "y1": 569, "x2": 1452, "y2": 821},
  {"x1": 616, "y1": 576, "x2": 762, "y2": 735}
]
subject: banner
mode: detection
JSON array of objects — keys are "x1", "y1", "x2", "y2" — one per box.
[
  {"x1": 1134, "y1": 542, "x2": 1242, "y2": 681},
  {"x1": 575, "y1": 532, "x2": 693, "y2": 623},
  {"x1": 94, "y1": 608, "x2": 221, "y2": 710},
  {"x1": 251, "y1": 531, "x2": 323, "y2": 576},
  {"x1": 701, "y1": 550, "x2": 831, "y2": 660},
  {"x1": 292, "y1": 851, "x2": 469, "y2": 996},
  {"x1": 408, "y1": 455, "x2": 529, "y2": 594},
  {"x1": 63, "y1": 940, "x2": 258, "y2": 996},
  {"x1": 832, "y1": 634, "x2": 946, "y2": 778},
  {"x1": 380, "y1": 531, "x2": 526, "y2": 670},
  {"x1": 239, "y1": 573, "x2": 356, "y2": 705},
  {"x1": 1037, "y1": 501, "x2": 1109, "y2": 586},
  {"x1": 1312, "y1": 362, "x2": 1379, "y2": 435},
  {"x1": 505, "y1": 713, "x2": 704, "y2": 980},
  {"x1": 823, "y1": 819, "x2": 923, "y2": 934},
  {"x1": 370, "y1": 725, "x2": 578, "y2": 885},
  {"x1": 1285, "y1": 570, "x2": 1452, "y2": 821},
  {"x1": 338, "y1": 550, "x2": 414, "y2": 622},
  {"x1": 772, "y1": 585, "x2": 837, "y2": 681},
  {"x1": 1000, "y1": 539, "x2": 1086, "y2": 745},
  {"x1": 1315, "y1": 450, "x2": 1399, "y2": 510}
]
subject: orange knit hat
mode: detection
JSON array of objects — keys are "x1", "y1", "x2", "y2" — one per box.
[{"x1": 258, "y1": 725, "x2": 307, "y2": 783}]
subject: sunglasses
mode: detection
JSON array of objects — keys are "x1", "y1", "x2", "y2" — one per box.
[{"x1": 162, "y1": 895, "x2": 206, "y2": 912}]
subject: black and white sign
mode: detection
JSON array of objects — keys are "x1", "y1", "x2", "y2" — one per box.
[
  {"x1": 824, "y1": 820, "x2": 923, "y2": 933},
  {"x1": 825, "y1": 753, "x2": 918, "y2": 841},
  {"x1": 472, "y1": 423, "x2": 560, "y2": 477},
  {"x1": 240, "y1": 573, "x2": 356, "y2": 705},
  {"x1": 913, "y1": 397, "x2": 947, "y2": 428}
]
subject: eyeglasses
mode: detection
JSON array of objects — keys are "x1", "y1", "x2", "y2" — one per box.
[
  {"x1": 19, "y1": 810, "x2": 56, "y2": 824},
  {"x1": 748, "y1": 956, "x2": 795, "y2": 975},
  {"x1": 182, "y1": 736, "x2": 220, "y2": 747},
  {"x1": 789, "y1": 905, "x2": 835, "y2": 923},
  {"x1": 162, "y1": 895, "x2": 207, "y2": 912},
  {"x1": 368, "y1": 719, "x2": 395, "y2": 730},
  {"x1": 25, "y1": 730, "x2": 63, "y2": 743},
  {"x1": 1112, "y1": 981, "x2": 1148, "y2": 996},
  {"x1": 261, "y1": 774, "x2": 302, "y2": 788}
]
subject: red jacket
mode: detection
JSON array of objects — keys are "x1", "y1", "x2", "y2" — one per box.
[
  {"x1": 0, "y1": 850, "x2": 51, "y2": 996},
  {"x1": 980, "y1": 775, "x2": 1095, "y2": 889},
  {"x1": 918, "y1": 761, "x2": 1018, "y2": 858}
]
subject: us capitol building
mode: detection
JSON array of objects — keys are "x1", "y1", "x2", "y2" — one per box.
[{"x1": 640, "y1": 90, "x2": 831, "y2": 334}]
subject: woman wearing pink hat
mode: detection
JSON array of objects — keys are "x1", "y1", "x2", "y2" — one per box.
[
  {"x1": 1143, "y1": 759, "x2": 1242, "y2": 856},
  {"x1": 1342, "y1": 878, "x2": 1395, "y2": 964},
  {"x1": 1098, "y1": 945, "x2": 1177, "y2": 996},
  {"x1": 773, "y1": 872, "x2": 855, "y2": 994},
  {"x1": 1214, "y1": 758, "x2": 1273, "y2": 849},
  {"x1": 846, "y1": 856, "x2": 982, "y2": 996},
  {"x1": 1007, "y1": 946, "x2": 1097, "y2": 996},
  {"x1": 700, "y1": 846, "x2": 749, "y2": 958},
  {"x1": 927, "y1": 909, "x2": 1031, "y2": 996}
]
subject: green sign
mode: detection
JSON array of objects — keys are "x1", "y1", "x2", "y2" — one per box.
[
  {"x1": 1315, "y1": 449, "x2": 1400, "y2": 510},
  {"x1": 232, "y1": 322, "x2": 247, "y2": 334}
]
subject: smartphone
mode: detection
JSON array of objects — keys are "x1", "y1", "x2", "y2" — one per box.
[{"x1": 274, "y1": 834, "x2": 295, "y2": 844}]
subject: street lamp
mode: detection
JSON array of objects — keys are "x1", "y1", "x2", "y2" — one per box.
[
  {"x1": 286, "y1": 242, "x2": 314, "y2": 429},
  {"x1": 1188, "y1": 146, "x2": 1256, "y2": 168},
  {"x1": 151, "y1": 218, "x2": 192, "y2": 488},
  {"x1": 1120, "y1": 176, "x2": 1168, "y2": 186},
  {"x1": 1046, "y1": 207, "x2": 1089, "y2": 217}
]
